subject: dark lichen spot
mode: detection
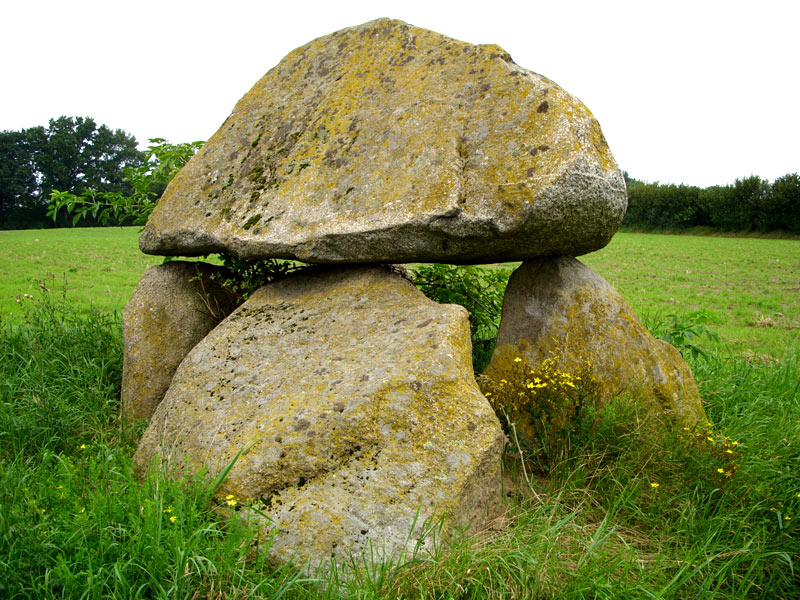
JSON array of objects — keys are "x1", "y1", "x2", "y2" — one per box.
[
  {"x1": 294, "y1": 418, "x2": 310, "y2": 431},
  {"x1": 537, "y1": 101, "x2": 549, "y2": 113},
  {"x1": 527, "y1": 167, "x2": 536, "y2": 178},
  {"x1": 242, "y1": 214, "x2": 262, "y2": 230}
]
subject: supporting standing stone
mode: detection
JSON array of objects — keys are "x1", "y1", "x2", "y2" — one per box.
[
  {"x1": 484, "y1": 257, "x2": 706, "y2": 424},
  {"x1": 134, "y1": 266, "x2": 505, "y2": 569},
  {"x1": 122, "y1": 261, "x2": 239, "y2": 422}
]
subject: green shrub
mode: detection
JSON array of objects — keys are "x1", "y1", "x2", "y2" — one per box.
[
  {"x1": 644, "y1": 309, "x2": 720, "y2": 360},
  {"x1": 413, "y1": 264, "x2": 510, "y2": 373}
]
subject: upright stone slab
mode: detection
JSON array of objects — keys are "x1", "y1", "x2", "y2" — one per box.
[
  {"x1": 485, "y1": 257, "x2": 706, "y2": 424},
  {"x1": 139, "y1": 18, "x2": 626, "y2": 263},
  {"x1": 134, "y1": 266, "x2": 505, "y2": 568},
  {"x1": 122, "y1": 261, "x2": 239, "y2": 422}
]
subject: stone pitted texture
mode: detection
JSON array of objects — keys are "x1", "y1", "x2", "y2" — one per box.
[
  {"x1": 139, "y1": 18, "x2": 626, "y2": 263},
  {"x1": 134, "y1": 266, "x2": 505, "y2": 567},
  {"x1": 485, "y1": 258, "x2": 706, "y2": 424},
  {"x1": 122, "y1": 261, "x2": 239, "y2": 422}
]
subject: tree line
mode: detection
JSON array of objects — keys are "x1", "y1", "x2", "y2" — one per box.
[
  {"x1": 0, "y1": 117, "x2": 146, "y2": 229},
  {"x1": 624, "y1": 173, "x2": 800, "y2": 234},
  {"x1": 2, "y1": 116, "x2": 799, "y2": 234}
]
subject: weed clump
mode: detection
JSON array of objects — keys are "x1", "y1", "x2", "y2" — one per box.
[{"x1": 480, "y1": 353, "x2": 599, "y2": 473}]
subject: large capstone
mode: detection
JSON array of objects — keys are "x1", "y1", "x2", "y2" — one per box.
[
  {"x1": 484, "y1": 257, "x2": 706, "y2": 425},
  {"x1": 134, "y1": 266, "x2": 505, "y2": 568},
  {"x1": 139, "y1": 18, "x2": 626, "y2": 264},
  {"x1": 122, "y1": 261, "x2": 239, "y2": 422}
]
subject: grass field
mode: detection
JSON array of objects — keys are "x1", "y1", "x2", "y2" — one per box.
[
  {"x1": 2, "y1": 227, "x2": 798, "y2": 358},
  {"x1": 1, "y1": 227, "x2": 798, "y2": 598},
  {"x1": 0, "y1": 227, "x2": 161, "y2": 319},
  {"x1": 582, "y1": 233, "x2": 800, "y2": 360}
]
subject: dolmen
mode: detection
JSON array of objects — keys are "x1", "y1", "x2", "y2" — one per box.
[{"x1": 125, "y1": 18, "x2": 704, "y2": 571}]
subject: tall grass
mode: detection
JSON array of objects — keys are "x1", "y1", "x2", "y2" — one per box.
[
  {"x1": 0, "y1": 295, "x2": 313, "y2": 599},
  {"x1": 1, "y1": 291, "x2": 797, "y2": 598}
]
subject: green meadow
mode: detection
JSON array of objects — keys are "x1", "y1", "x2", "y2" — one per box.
[
  {"x1": 3, "y1": 228, "x2": 797, "y2": 359},
  {"x1": 1, "y1": 227, "x2": 798, "y2": 599},
  {"x1": 0, "y1": 227, "x2": 161, "y2": 319}
]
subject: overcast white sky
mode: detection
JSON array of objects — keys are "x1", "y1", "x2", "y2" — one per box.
[{"x1": 2, "y1": 0, "x2": 798, "y2": 187}]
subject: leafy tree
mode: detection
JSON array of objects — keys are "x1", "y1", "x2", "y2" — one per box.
[
  {"x1": 0, "y1": 130, "x2": 39, "y2": 227},
  {"x1": 0, "y1": 117, "x2": 145, "y2": 228},
  {"x1": 35, "y1": 117, "x2": 143, "y2": 196},
  {"x1": 48, "y1": 138, "x2": 203, "y2": 226},
  {"x1": 762, "y1": 173, "x2": 800, "y2": 233}
]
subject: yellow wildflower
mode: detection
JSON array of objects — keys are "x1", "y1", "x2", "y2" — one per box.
[
  {"x1": 717, "y1": 468, "x2": 725, "y2": 474},
  {"x1": 169, "y1": 515, "x2": 177, "y2": 523},
  {"x1": 514, "y1": 357, "x2": 522, "y2": 363},
  {"x1": 650, "y1": 482, "x2": 660, "y2": 489},
  {"x1": 225, "y1": 494, "x2": 237, "y2": 507}
]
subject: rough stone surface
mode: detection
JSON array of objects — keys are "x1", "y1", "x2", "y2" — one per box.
[
  {"x1": 134, "y1": 266, "x2": 505, "y2": 568},
  {"x1": 122, "y1": 261, "x2": 239, "y2": 422},
  {"x1": 139, "y1": 18, "x2": 626, "y2": 264},
  {"x1": 484, "y1": 257, "x2": 706, "y2": 424}
]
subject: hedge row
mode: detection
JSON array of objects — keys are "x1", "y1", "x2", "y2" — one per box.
[{"x1": 623, "y1": 173, "x2": 800, "y2": 234}]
